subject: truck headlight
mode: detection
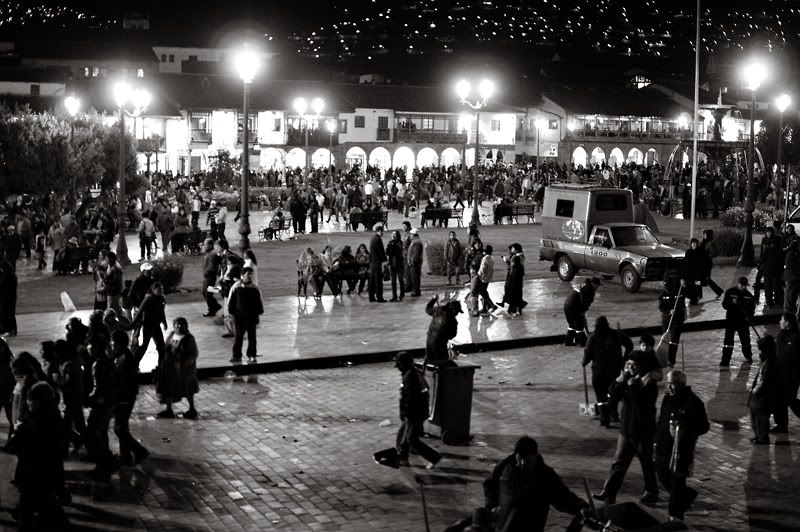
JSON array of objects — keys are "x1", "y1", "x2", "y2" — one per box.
[{"x1": 640, "y1": 257, "x2": 647, "y2": 266}]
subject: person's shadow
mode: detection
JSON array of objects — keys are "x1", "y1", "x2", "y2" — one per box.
[
  {"x1": 706, "y1": 363, "x2": 752, "y2": 447},
  {"x1": 745, "y1": 440, "x2": 800, "y2": 530}
]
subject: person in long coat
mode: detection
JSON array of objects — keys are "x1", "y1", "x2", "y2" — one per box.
[
  {"x1": 0, "y1": 260, "x2": 18, "y2": 336},
  {"x1": 749, "y1": 335, "x2": 782, "y2": 444},
  {"x1": 583, "y1": 316, "x2": 634, "y2": 427},
  {"x1": 682, "y1": 238, "x2": 707, "y2": 305},
  {"x1": 501, "y1": 243, "x2": 527, "y2": 315},
  {"x1": 425, "y1": 295, "x2": 462, "y2": 363},
  {"x1": 773, "y1": 313, "x2": 800, "y2": 432},
  {"x1": 161, "y1": 317, "x2": 199, "y2": 419}
]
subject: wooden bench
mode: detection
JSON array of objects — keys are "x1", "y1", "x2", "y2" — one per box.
[
  {"x1": 510, "y1": 203, "x2": 536, "y2": 223},
  {"x1": 420, "y1": 208, "x2": 452, "y2": 228},
  {"x1": 259, "y1": 218, "x2": 293, "y2": 241},
  {"x1": 346, "y1": 211, "x2": 389, "y2": 231},
  {"x1": 450, "y1": 207, "x2": 464, "y2": 227}
]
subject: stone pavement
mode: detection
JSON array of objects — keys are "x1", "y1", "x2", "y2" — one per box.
[
  {"x1": 5, "y1": 263, "x2": 756, "y2": 375},
  {"x1": 0, "y1": 328, "x2": 796, "y2": 531}
]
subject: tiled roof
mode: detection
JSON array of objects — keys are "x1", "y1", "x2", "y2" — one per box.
[
  {"x1": 14, "y1": 40, "x2": 158, "y2": 64},
  {"x1": 543, "y1": 84, "x2": 690, "y2": 118}
]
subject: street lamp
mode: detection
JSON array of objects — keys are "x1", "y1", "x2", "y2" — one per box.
[
  {"x1": 113, "y1": 81, "x2": 150, "y2": 266},
  {"x1": 326, "y1": 119, "x2": 336, "y2": 173},
  {"x1": 234, "y1": 46, "x2": 260, "y2": 252},
  {"x1": 738, "y1": 61, "x2": 767, "y2": 266},
  {"x1": 456, "y1": 78, "x2": 494, "y2": 225},
  {"x1": 534, "y1": 117, "x2": 548, "y2": 166},
  {"x1": 293, "y1": 96, "x2": 324, "y2": 172},
  {"x1": 776, "y1": 93, "x2": 792, "y2": 226}
]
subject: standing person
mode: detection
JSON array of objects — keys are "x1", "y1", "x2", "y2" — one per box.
[
  {"x1": 111, "y1": 330, "x2": 148, "y2": 466},
  {"x1": 401, "y1": 221, "x2": 413, "y2": 293},
  {"x1": 500, "y1": 243, "x2": 526, "y2": 315},
  {"x1": 132, "y1": 282, "x2": 167, "y2": 365},
  {"x1": 156, "y1": 207, "x2": 173, "y2": 255},
  {"x1": 161, "y1": 317, "x2": 200, "y2": 419},
  {"x1": 48, "y1": 221, "x2": 66, "y2": 273},
  {"x1": 137, "y1": 215, "x2": 155, "y2": 260},
  {"x1": 593, "y1": 348, "x2": 661, "y2": 506},
  {"x1": 720, "y1": 277, "x2": 756, "y2": 367},
  {"x1": 85, "y1": 334, "x2": 117, "y2": 482},
  {"x1": 772, "y1": 313, "x2": 800, "y2": 433},
  {"x1": 444, "y1": 231, "x2": 462, "y2": 285},
  {"x1": 201, "y1": 238, "x2": 222, "y2": 317},
  {"x1": 308, "y1": 196, "x2": 320, "y2": 234},
  {"x1": 425, "y1": 295, "x2": 462, "y2": 363},
  {"x1": 681, "y1": 238, "x2": 706, "y2": 305},
  {"x1": 583, "y1": 316, "x2": 634, "y2": 427},
  {"x1": 228, "y1": 267, "x2": 263, "y2": 363},
  {"x1": 243, "y1": 249, "x2": 259, "y2": 286},
  {"x1": 368, "y1": 223, "x2": 388, "y2": 302},
  {"x1": 783, "y1": 224, "x2": 800, "y2": 313},
  {"x1": 206, "y1": 200, "x2": 220, "y2": 241},
  {"x1": 386, "y1": 230, "x2": 405, "y2": 302},
  {"x1": 55, "y1": 339, "x2": 85, "y2": 455},
  {"x1": 0, "y1": 261, "x2": 18, "y2": 337},
  {"x1": 93, "y1": 250, "x2": 108, "y2": 311},
  {"x1": 407, "y1": 228, "x2": 424, "y2": 297},
  {"x1": 34, "y1": 227, "x2": 47, "y2": 270},
  {"x1": 659, "y1": 277, "x2": 687, "y2": 369},
  {"x1": 216, "y1": 203, "x2": 228, "y2": 240},
  {"x1": 563, "y1": 277, "x2": 601, "y2": 347},
  {"x1": 759, "y1": 226, "x2": 784, "y2": 308},
  {"x1": 0, "y1": 338, "x2": 14, "y2": 444},
  {"x1": 394, "y1": 351, "x2": 441, "y2": 468},
  {"x1": 103, "y1": 252, "x2": 124, "y2": 315},
  {"x1": 4, "y1": 225, "x2": 21, "y2": 271},
  {"x1": 191, "y1": 193, "x2": 201, "y2": 228},
  {"x1": 17, "y1": 212, "x2": 32, "y2": 260},
  {"x1": 749, "y1": 335, "x2": 781, "y2": 444},
  {"x1": 483, "y1": 436, "x2": 589, "y2": 532},
  {"x1": 654, "y1": 370, "x2": 710, "y2": 521},
  {"x1": 217, "y1": 240, "x2": 243, "y2": 338},
  {"x1": 699, "y1": 229, "x2": 724, "y2": 299},
  {"x1": 475, "y1": 244, "x2": 497, "y2": 314}
]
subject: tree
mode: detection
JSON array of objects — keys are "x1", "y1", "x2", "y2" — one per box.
[
  {"x1": 206, "y1": 149, "x2": 241, "y2": 189},
  {"x1": 756, "y1": 117, "x2": 800, "y2": 170}
]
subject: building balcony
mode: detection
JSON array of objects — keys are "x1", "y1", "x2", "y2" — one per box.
[
  {"x1": 566, "y1": 129, "x2": 686, "y2": 141},
  {"x1": 376, "y1": 128, "x2": 391, "y2": 141},
  {"x1": 236, "y1": 130, "x2": 259, "y2": 145},
  {"x1": 190, "y1": 129, "x2": 212, "y2": 144},
  {"x1": 394, "y1": 128, "x2": 467, "y2": 144},
  {"x1": 137, "y1": 136, "x2": 165, "y2": 152},
  {"x1": 286, "y1": 128, "x2": 339, "y2": 147}
]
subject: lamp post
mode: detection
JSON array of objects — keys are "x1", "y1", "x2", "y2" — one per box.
[
  {"x1": 326, "y1": 119, "x2": 336, "y2": 173},
  {"x1": 738, "y1": 61, "x2": 767, "y2": 267},
  {"x1": 456, "y1": 78, "x2": 494, "y2": 226},
  {"x1": 64, "y1": 95, "x2": 80, "y2": 142},
  {"x1": 776, "y1": 93, "x2": 792, "y2": 227},
  {"x1": 534, "y1": 117, "x2": 548, "y2": 167},
  {"x1": 234, "y1": 46, "x2": 260, "y2": 252},
  {"x1": 113, "y1": 82, "x2": 150, "y2": 266},
  {"x1": 293, "y1": 96, "x2": 325, "y2": 173}
]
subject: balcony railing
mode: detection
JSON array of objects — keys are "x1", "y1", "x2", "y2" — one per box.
[
  {"x1": 286, "y1": 127, "x2": 339, "y2": 147},
  {"x1": 237, "y1": 130, "x2": 259, "y2": 145},
  {"x1": 190, "y1": 129, "x2": 212, "y2": 144},
  {"x1": 376, "y1": 128, "x2": 391, "y2": 141},
  {"x1": 567, "y1": 128, "x2": 686, "y2": 140},
  {"x1": 394, "y1": 128, "x2": 466, "y2": 144},
  {"x1": 137, "y1": 137, "x2": 165, "y2": 152}
]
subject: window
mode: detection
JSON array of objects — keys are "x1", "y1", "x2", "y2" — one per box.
[
  {"x1": 378, "y1": 116, "x2": 389, "y2": 129},
  {"x1": 92, "y1": 67, "x2": 100, "y2": 77},
  {"x1": 491, "y1": 119, "x2": 501, "y2": 131},
  {"x1": 555, "y1": 199, "x2": 574, "y2": 217},
  {"x1": 191, "y1": 114, "x2": 210, "y2": 131},
  {"x1": 591, "y1": 228, "x2": 610, "y2": 247},
  {"x1": 136, "y1": 68, "x2": 144, "y2": 78},
  {"x1": 99, "y1": 68, "x2": 108, "y2": 78},
  {"x1": 188, "y1": 55, "x2": 198, "y2": 61},
  {"x1": 421, "y1": 118, "x2": 434, "y2": 130},
  {"x1": 273, "y1": 118, "x2": 281, "y2": 132},
  {"x1": 29, "y1": 84, "x2": 40, "y2": 96},
  {"x1": 595, "y1": 194, "x2": 628, "y2": 211},
  {"x1": 354, "y1": 115, "x2": 365, "y2": 128},
  {"x1": 549, "y1": 119, "x2": 558, "y2": 129},
  {"x1": 160, "y1": 54, "x2": 166, "y2": 62},
  {"x1": 338, "y1": 119, "x2": 348, "y2": 133},
  {"x1": 168, "y1": 54, "x2": 175, "y2": 63}
]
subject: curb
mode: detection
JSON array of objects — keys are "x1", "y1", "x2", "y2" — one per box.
[{"x1": 137, "y1": 312, "x2": 781, "y2": 384}]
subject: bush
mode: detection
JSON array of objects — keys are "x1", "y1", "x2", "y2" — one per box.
[
  {"x1": 720, "y1": 206, "x2": 784, "y2": 232},
  {"x1": 425, "y1": 240, "x2": 468, "y2": 275},
  {"x1": 149, "y1": 257, "x2": 185, "y2": 292},
  {"x1": 706, "y1": 228, "x2": 744, "y2": 258}
]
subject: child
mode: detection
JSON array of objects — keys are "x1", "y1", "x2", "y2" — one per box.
[{"x1": 34, "y1": 229, "x2": 47, "y2": 270}]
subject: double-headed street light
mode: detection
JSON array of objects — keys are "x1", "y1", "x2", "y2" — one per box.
[
  {"x1": 776, "y1": 93, "x2": 792, "y2": 226},
  {"x1": 234, "y1": 46, "x2": 260, "y2": 252},
  {"x1": 456, "y1": 78, "x2": 495, "y2": 225},
  {"x1": 534, "y1": 117, "x2": 548, "y2": 168},
  {"x1": 113, "y1": 81, "x2": 150, "y2": 266},
  {"x1": 738, "y1": 61, "x2": 767, "y2": 267},
  {"x1": 293, "y1": 96, "x2": 324, "y2": 172}
]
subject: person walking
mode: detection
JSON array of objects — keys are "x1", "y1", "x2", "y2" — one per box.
[
  {"x1": 368, "y1": 223, "x2": 387, "y2": 302},
  {"x1": 156, "y1": 207, "x2": 173, "y2": 255},
  {"x1": 659, "y1": 277, "x2": 687, "y2": 369},
  {"x1": 783, "y1": 225, "x2": 800, "y2": 313},
  {"x1": 563, "y1": 277, "x2": 601, "y2": 347},
  {"x1": 772, "y1": 313, "x2": 800, "y2": 433},
  {"x1": 132, "y1": 282, "x2": 167, "y2": 365},
  {"x1": 475, "y1": 244, "x2": 497, "y2": 315},
  {"x1": 720, "y1": 277, "x2": 755, "y2": 367},
  {"x1": 500, "y1": 243, "x2": 526, "y2": 315},
  {"x1": 583, "y1": 316, "x2": 633, "y2": 427},
  {"x1": 483, "y1": 436, "x2": 589, "y2": 532},
  {"x1": 111, "y1": 330, "x2": 149, "y2": 466},
  {"x1": 85, "y1": 334, "x2": 117, "y2": 482},
  {"x1": 654, "y1": 370, "x2": 710, "y2": 521},
  {"x1": 0, "y1": 261, "x2": 18, "y2": 337},
  {"x1": 444, "y1": 231, "x2": 462, "y2": 285},
  {"x1": 228, "y1": 267, "x2": 263, "y2": 363},
  {"x1": 594, "y1": 338, "x2": 662, "y2": 505},
  {"x1": 681, "y1": 238, "x2": 706, "y2": 305},
  {"x1": 206, "y1": 200, "x2": 220, "y2": 241},
  {"x1": 758, "y1": 226, "x2": 784, "y2": 308},
  {"x1": 699, "y1": 229, "x2": 724, "y2": 299},
  {"x1": 386, "y1": 231, "x2": 405, "y2": 302},
  {"x1": 401, "y1": 221, "x2": 413, "y2": 294},
  {"x1": 103, "y1": 252, "x2": 124, "y2": 315},
  {"x1": 394, "y1": 351, "x2": 441, "y2": 469},
  {"x1": 137, "y1": 215, "x2": 155, "y2": 261},
  {"x1": 749, "y1": 335, "x2": 781, "y2": 444},
  {"x1": 407, "y1": 228, "x2": 424, "y2": 297},
  {"x1": 201, "y1": 238, "x2": 222, "y2": 317}
]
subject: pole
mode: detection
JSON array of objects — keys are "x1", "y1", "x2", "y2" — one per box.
[
  {"x1": 689, "y1": 0, "x2": 701, "y2": 240},
  {"x1": 239, "y1": 82, "x2": 251, "y2": 252},
  {"x1": 739, "y1": 88, "x2": 757, "y2": 266},
  {"x1": 116, "y1": 106, "x2": 130, "y2": 266},
  {"x1": 471, "y1": 109, "x2": 481, "y2": 226},
  {"x1": 304, "y1": 118, "x2": 309, "y2": 173},
  {"x1": 779, "y1": 111, "x2": 788, "y2": 227},
  {"x1": 329, "y1": 128, "x2": 333, "y2": 170}
]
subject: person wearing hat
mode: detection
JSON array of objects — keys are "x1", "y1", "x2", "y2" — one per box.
[
  {"x1": 484, "y1": 436, "x2": 589, "y2": 532},
  {"x1": 394, "y1": 351, "x2": 441, "y2": 469},
  {"x1": 563, "y1": 277, "x2": 601, "y2": 347},
  {"x1": 368, "y1": 223, "x2": 387, "y2": 302},
  {"x1": 749, "y1": 335, "x2": 781, "y2": 444},
  {"x1": 720, "y1": 276, "x2": 755, "y2": 367},
  {"x1": 129, "y1": 262, "x2": 155, "y2": 316},
  {"x1": 406, "y1": 228, "x2": 424, "y2": 297}
]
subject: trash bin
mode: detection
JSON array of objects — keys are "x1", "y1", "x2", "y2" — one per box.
[{"x1": 416, "y1": 360, "x2": 480, "y2": 445}]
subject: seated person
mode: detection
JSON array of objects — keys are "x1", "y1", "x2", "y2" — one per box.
[{"x1": 264, "y1": 210, "x2": 286, "y2": 240}]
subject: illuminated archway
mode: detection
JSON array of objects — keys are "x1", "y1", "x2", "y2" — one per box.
[
  {"x1": 311, "y1": 148, "x2": 334, "y2": 169},
  {"x1": 609, "y1": 147, "x2": 625, "y2": 167},
  {"x1": 590, "y1": 147, "x2": 606, "y2": 166},
  {"x1": 646, "y1": 148, "x2": 658, "y2": 166},
  {"x1": 627, "y1": 148, "x2": 643, "y2": 165},
  {"x1": 416, "y1": 147, "x2": 439, "y2": 167},
  {"x1": 441, "y1": 147, "x2": 461, "y2": 167},
  {"x1": 464, "y1": 148, "x2": 475, "y2": 168},
  {"x1": 345, "y1": 146, "x2": 367, "y2": 169},
  {"x1": 572, "y1": 146, "x2": 588, "y2": 167},
  {"x1": 285, "y1": 148, "x2": 305, "y2": 169},
  {"x1": 260, "y1": 147, "x2": 284, "y2": 170},
  {"x1": 369, "y1": 147, "x2": 392, "y2": 169},
  {"x1": 393, "y1": 147, "x2": 415, "y2": 178}
]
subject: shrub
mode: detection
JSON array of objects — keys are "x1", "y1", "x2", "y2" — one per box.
[
  {"x1": 425, "y1": 240, "x2": 468, "y2": 275},
  {"x1": 706, "y1": 228, "x2": 744, "y2": 258},
  {"x1": 149, "y1": 257, "x2": 185, "y2": 292},
  {"x1": 720, "y1": 206, "x2": 784, "y2": 232}
]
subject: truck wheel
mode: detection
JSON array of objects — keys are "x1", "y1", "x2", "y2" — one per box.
[
  {"x1": 556, "y1": 256, "x2": 575, "y2": 282},
  {"x1": 621, "y1": 265, "x2": 641, "y2": 293}
]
